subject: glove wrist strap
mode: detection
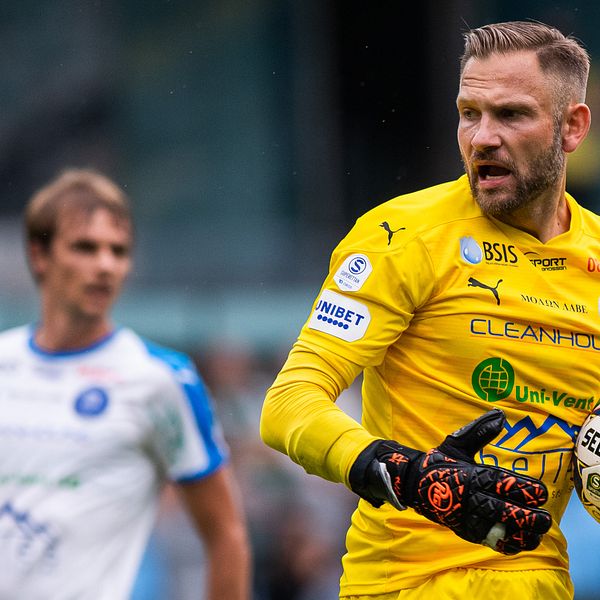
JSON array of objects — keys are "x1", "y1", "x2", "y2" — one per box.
[{"x1": 350, "y1": 440, "x2": 419, "y2": 510}]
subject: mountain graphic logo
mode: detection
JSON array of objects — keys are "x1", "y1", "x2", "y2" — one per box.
[{"x1": 492, "y1": 414, "x2": 578, "y2": 454}]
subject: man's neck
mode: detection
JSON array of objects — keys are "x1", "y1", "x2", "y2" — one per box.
[
  {"x1": 494, "y1": 194, "x2": 571, "y2": 243},
  {"x1": 34, "y1": 314, "x2": 114, "y2": 352}
]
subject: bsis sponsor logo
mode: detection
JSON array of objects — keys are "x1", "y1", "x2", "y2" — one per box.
[
  {"x1": 460, "y1": 236, "x2": 517, "y2": 265},
  {"x1": 483, "y1": 241, "x2": 518, "y2": 264}
]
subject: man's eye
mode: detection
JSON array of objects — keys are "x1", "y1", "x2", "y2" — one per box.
[
  {"x1": 111, "y1": 245, "x2": 129, "y2": 258},
  {"x1": 72, "y1": 241, "x2": 96, "y2": 253},
  {"x1": 500, "y1": 109, "x2": 519, "y2": 119}
]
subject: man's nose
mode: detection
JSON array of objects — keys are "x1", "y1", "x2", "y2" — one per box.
[
  {"x1": 96, "y1": 248, "x2": 119, "y2": 271},
  {"x1": 471, "y1": 115, "x2": 501, "y2": 150}
]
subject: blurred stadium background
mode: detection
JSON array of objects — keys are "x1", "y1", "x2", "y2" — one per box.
[{"x1": 1, "y1": 1, "x2": 600, "y2": 598}]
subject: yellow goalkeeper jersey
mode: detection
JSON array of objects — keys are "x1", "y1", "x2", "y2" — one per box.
[{"x1": 261, "y1": 175, "x2": 600, "y2": 596}]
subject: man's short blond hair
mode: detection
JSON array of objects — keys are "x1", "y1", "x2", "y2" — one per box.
[
  {"x1": 461, "y1": 21, "x2": 590, "y2": 109},
  {"x1": 25, "y1": 168, "x2": 132, "y2": 250}
]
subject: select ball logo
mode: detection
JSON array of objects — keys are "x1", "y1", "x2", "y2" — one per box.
[
  {"x1": 576, "y1": 417, "x2": 600, "y2": 467},
  {"x1": 573, "y1": 410, "x2": 600, "y2": 520},
  {"x1": 587, "y1": 472, "x2": 600, "y2": 496}
]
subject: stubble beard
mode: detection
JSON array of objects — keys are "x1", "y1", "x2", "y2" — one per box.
[{"x1": 464, "y1": 127, "x2": 565, "y2": 219}]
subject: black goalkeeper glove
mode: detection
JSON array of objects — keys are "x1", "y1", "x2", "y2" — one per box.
[{"x1": 349, "y1": 408, "x2": 552, "y2": 554}]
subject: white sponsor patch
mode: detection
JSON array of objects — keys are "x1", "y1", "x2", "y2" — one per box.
[
  {"x1": 334, "y1": 254, "x2": 373, "y2": 292},
  {"x1": 308, "y1": 289, "x2": 370, "y2": 342}
]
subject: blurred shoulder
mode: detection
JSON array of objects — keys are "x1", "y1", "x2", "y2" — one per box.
[
  {"x1": 108, "y1": 330, "x2": 200, "y2": 395},
  {"x1": 0, "y1": 324, "x2": 31, "y2": 350},
  {"x1": 124, "y1": 330, "x2": 199, "y2": 383}
]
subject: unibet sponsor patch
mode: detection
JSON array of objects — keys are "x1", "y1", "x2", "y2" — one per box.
[
  {"x1": 334, "y1": 253, "x2": 372, "y2": 292},
  {"x1": 308, "y1": 290, "x2": 370, "y2": 342}
]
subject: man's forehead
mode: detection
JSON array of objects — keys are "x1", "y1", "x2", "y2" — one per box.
[
  {"x1": 460, "y1": 50, "x2": 542, "y2": 85},
  {"x1": 458, "y1": 50, "x2": 552, "y2": 104},
  {"x1": 55, "y1": 206, "x2": 131, "y2": 237}
]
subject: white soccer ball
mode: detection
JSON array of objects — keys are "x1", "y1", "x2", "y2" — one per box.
[{"x1": 573, "y1": 409, "x2": 600, "y2": 523}]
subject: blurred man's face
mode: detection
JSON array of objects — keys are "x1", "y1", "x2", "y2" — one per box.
[
  {"x1": 34, "y1": 207, "x2": 132, "y2": 322},
  {"x1": 456, "y1": 50, "x2": 564, "y2": 218}
]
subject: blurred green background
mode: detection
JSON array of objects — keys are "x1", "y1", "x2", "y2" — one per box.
[{"x1": 2, "y1": 0, "x2": 600, "y2": 352}]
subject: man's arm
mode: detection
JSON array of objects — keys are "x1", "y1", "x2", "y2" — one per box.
[
  {"x1": 177, "y1": 465, "x2": 251, "y2": 600},
  {"x1": 261, "y1": 343, "x2": 552, "y2": 554},
  {"x1": 260, "y1": 341, "x2": 377, "y2": 484}
]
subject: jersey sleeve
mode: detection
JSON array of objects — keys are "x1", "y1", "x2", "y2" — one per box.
[
  {"x1": 144, "y1": 342, "x2": 229, "y2": 482},
  {"x1": 303, "y1": 225, "x2": 436, "y2": 365},
  {"x1": 261, "y1": 340, "x2": 377, "y2": 485},
  {"x1": 261, "y1": 216, "x2": 436, "y2": 484}
]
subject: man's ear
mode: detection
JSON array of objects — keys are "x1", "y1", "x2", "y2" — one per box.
[
  {"x1": 562, "y1": 102, "x2": 592, "y2": 154},
  {"x1": 28, "y1": 241, "x2": 49, "y2": 282}
]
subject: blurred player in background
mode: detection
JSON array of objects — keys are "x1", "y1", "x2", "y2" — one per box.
[
  {"x1": 0, "y1": 169, "x2": 250, "y2": 599},
  {"x1": 261, "y1": 20, "x2": 600, "y2": 600}
]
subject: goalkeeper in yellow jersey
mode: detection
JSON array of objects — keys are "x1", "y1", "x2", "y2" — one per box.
[{"x1": 261, "y1": 20, "x2": 600, "y2": 600}]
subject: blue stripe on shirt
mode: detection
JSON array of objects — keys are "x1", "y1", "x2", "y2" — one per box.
[{"x1": 142, "y1": 339, "x2": 228, "y2": 481}]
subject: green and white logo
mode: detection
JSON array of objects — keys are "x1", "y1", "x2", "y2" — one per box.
[
  {"x1": 586, "y1": 472, "x2": 600, "y2": 495},
  {"x1": 471, "y1": 357, "x2": 515, "y2": 402}
]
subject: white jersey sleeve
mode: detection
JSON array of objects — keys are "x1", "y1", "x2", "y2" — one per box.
[{"x1": 141, "y1": 338, "x2": 229, "y2": 482}]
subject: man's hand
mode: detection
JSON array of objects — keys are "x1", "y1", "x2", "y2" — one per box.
[{"x1": 349, "y1": 408, "x2": 552, "y2": 554}]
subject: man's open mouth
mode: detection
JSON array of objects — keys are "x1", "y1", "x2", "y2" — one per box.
[{"x1": 478, "y1": 164, "x2": 511, "y2": 180}]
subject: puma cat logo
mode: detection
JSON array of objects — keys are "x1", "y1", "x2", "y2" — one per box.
[
  {"x1": 468, "y1": 277, "x2": 503, "y2": 305},
  {"x1": 379, "y1": 221, "x2": 405, "y2": 246}
]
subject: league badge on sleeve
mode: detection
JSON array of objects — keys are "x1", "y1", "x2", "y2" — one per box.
[
  {"x1": 308, "y1": 289, "x2": 370, "y2": 342},
  {"x1": 334, "y1": 254, "x2": 372, "y2": 292}
]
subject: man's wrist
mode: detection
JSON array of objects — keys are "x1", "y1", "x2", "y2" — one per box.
[
  {"x1": 349, "y1": 440, "x2": 385, "y2": 504},
  {"x1": 349, "y1": 439, "x2": 418, "y2": 509}
]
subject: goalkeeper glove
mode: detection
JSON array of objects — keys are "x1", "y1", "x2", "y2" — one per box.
[{"x1": 349, "y1": 408, "x2": 552, "y2": 554}]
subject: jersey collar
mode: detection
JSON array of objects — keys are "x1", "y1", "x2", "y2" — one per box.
[{"x1": 27, "y1": 326, "x2": 121, "y2": 358}]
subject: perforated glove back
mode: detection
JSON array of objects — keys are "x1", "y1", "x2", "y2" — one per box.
[{"x1": 349, "y1": 408, "x2": 552, "y2": 554}]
